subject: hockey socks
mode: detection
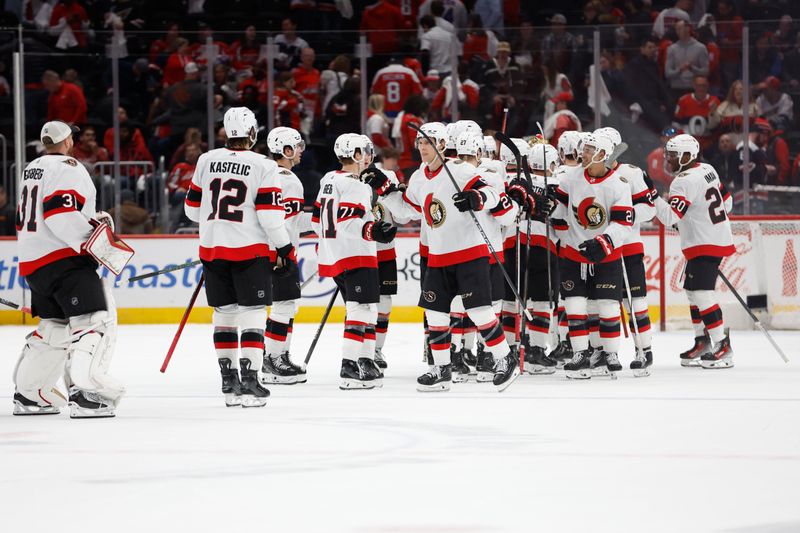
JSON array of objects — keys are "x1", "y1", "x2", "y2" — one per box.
[{"x1": 689, "y1": 290, "x2": 726, "y2": 343}]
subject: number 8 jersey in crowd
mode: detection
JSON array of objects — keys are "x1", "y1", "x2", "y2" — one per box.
[
  {"x1": 16, "y1": 154, "x2": 97, "y2": 276},
  {"x1": 185, "y1": 147, "x2": 290, "y2": 261},
  {"x1": 654, "y1": 161, "x2": 735, "y2": 259}
]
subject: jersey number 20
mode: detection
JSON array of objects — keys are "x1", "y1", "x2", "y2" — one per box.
[{"x1": 207, "y1": 178, "x2": 246, "y2": 222}]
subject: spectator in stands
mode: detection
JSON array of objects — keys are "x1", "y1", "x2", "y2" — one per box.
[
  {"x1": 714, "y1": 0, "x2": 743, "y2": 90},
  {"x1": 191, "y1": 22, "x2": 230, "y2": 67},
  {"x1": 162, "y1": 38, "x2": 192, "y2": 87},
  {"x1": 167, "y1": 142, "x2": 201, "y2": 229},
  {"x1": 275, "y1": 18, "x2": 310, "y2": 71},
  {"x1": 422, "y1": 70, "x2": 441, "y2": 101},
  {"x1": 647, "y1": 126, "x2": 680, "y2": 192},
  {"x1": 361, "y1": 0, "x2": 408, "y2": 67},
  {"x1": 108, "y1": 189, "x2": 154, "y2": 234},
  {"x1": 274, "y1": 71, "x2": 304, "y2": 130},
  {"x1": 665, "y1": 20, "x2": 709, "y2": 101},
  {"x1": 708, "y1": 133, "x2": 741, "y2": 190},
  {"x1": 320, "y1": 55, "x2": 351, "y2": 115},
  {"x1": 42, "y1": 70, "x2": 87, "y2": 126},
  {"x1": 541, "y1": 59, "x2": 572, "y2": 124},
  {"x1": 756, "y1": 76, "x2": 794, "y2": 131},
  {"x1": 325, "y1": 77, "x2": 361, "y2": 142},
  {"x1": 0, "y1": 185, "x2": 15, "y2": 236},
  {"x1": 623, "y1": 35, "x2": 671, "y2": 133},
  {"x1": 170, "y1": 127, "x2": 208, "y2": 168},
  {"x1": 652, "y1": 0, "x2": 692, "y2": 39},
  {"x1": 420, "y1": 15, "x2": 459, "y2": 77},
  {"x1": 426, "y1": 1, "x2": 456, "y2": 35},
  {"x1": 149, "y1": 22, "x2": 181, "y2": 65},
  {"x1": 108, "y1": 120, "x2": 154, "y2": 182},
  {"x1": 696, "y1": 22, "x2": 720, "y2": 92},
  {"x1": 371, "y1": 59, "x2": 423, "y2": 121},
  {"x1": 752, "y1": 118, "x2": 790, "y2": 185},
  {"x1": 393, "y1": 94, "x2": 428, "y2": 175},
  {"x1": 773, "y1": 15, "x2": 797, "y2": 55},
  {"x1": 784, "y1": 34, "x2": 800, "y2": 90},
  {"x1": 462, "y1": 13, "x2": 499, "y2": 63},
  {"x1": 153, "y1": 62, "x2": 206, "y2": 160},
  {"x1": 213, "y1": 63, "x2": 239, "y2": 110},
  {"x1": 230, "y1": 24, "x2": 262, "y2": 73},
  {"x1": 480, "y1": 41, "x2": 523, "y2": 132},
  {"x1": 674, "y1": 75, "x2": 719, "y2": 152},
  {"x1": 433, "y1": 66, "x2": 480, "y2": 122},
  {"x1": 419, "y1": 0, "x2": 468, "y2": 39},
  {"x1": 708, "y1": 79, "x2": 757, "y2": 141},
  {"x1": 473, "y1": 0, "x2": 503, "y2": 38},
  {"x1": 49, "y1": 0, "x2": 91, "y2": 51},
  {"x1": 366, "y1": 94, "x2": 391, "y2": 149},
  {"x1": 292, "y1": 47, "x2": 320, "y2": 135},
  {"x1": 377, "y1": 146, "x2": 401, "y2": 172},
  {"x1": 540, "y1": 13, "x2": 575, "y2": 75},
  {"x1": 72, "y1": 125, "x2": 109, "y2": 173},
  {"x1": 543, "y1": 92, "x2": 579, "y2": 147},
  {"x1": 749, "y1": 32, "x2": 782, "y2": 84},
  {"x1": 737, "y1": 134, "x2": 768, "y2": 187},
  {"x1": 104, "y1": 106, "x2": 145, "y2": 155}
]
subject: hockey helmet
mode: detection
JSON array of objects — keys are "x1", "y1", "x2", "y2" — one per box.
[{"x1": 224, "y1": 107, "x2": 258, "y2": 148}]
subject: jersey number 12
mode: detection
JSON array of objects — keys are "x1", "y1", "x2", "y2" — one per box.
[{"x1": 207, "y1": 178, "x2": 246, "y2": 222}]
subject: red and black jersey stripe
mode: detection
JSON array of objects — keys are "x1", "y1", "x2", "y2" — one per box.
[
  {"x1": 311, "y1": 201, "x2": 321, "y2": 224},
  {"x1": 185, "y1": 183, "x2": 202, "y2": 208},
  {"x1": 551, "y1": 217, "x2": 569, "y2": 231},
  {"x1": 554, "y1": 187, "x2": 569, "y2": 205},
  {"x1": 255, "y1": 187, "x2": 283, "y2": 211},
  {"x1": 337, "y1": 202, "x2": 366, "y2": 222},
  {"x1": 610, "y1": 206, "x2": 634, "y2": 225},
  {"x1": 43, "y1": 189, "x2": 86, "y2": 219}
]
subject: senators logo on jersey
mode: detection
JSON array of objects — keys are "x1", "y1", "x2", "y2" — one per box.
[
  {"x1": 423, "y1": 194, "x2": 446, "y2": 228},
  {"x1": 373, "y1": 202, "x2": 385, "y2": 222},
  {"x1": 573, "y1": 197, "x2": 607, "y2": 229}
]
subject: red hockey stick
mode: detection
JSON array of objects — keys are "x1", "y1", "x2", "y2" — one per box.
[{"x1": 161, "y1": 274, "x2": 205, "y2": 373}]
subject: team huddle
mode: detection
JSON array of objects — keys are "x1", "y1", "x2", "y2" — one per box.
[{"x1": 12, "y1": 107, "x2": 737, "y2": 415}]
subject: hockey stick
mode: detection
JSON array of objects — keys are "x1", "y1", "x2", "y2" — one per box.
[
  {"x1": 302, "y1": 287, "x2": 339, "y2": 371},
  {"x1": 299, "y1": 269, "x2": 319, "y2": 291},
  {"x1": 129, "y1": 259, "x2": 202, "y2": 283},
  {"x1": 0, "y1": 297, "x2": 32, "y2": 315},
  {"x1": 412, "y1": 123, "x2": 533, "y2": 322},
  {"x1": 535, "y1": 122, "x2": 556, "y2": 311},
  {"x1": 619, "y1": 302, "x2": 630, "y2": 338},
  {"x1": 495, "y1": 107, "x2": 509, "y2": 159},
  {"x1": 621, "y1": 261, "x2": 643, "y2": 356},
  {"x1": 160, "y1": 274, "x2": 205, "y2": 373},
  {"x1": 718, "y1": 270, "x2": 789, "y2": 363}
]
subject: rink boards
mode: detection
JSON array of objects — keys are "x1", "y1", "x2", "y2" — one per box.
[{"x1": 0, "y1": 230, "x2": 796, "y2": 327}]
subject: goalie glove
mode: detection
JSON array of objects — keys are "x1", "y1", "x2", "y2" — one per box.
[
  {"x1": 95, "y1": 211, "x2": 114, "y2": 232},
  {"x1": 578, "y1": 234, "x2": 614, "y2": 263},
  {"x1": 359, "y1": 167, "x2": 393, "y2": 196},
  {"x1": 452, "y1": 189, "x2": 486, "y2": 212},
  {"x1": 363, "y1": 221, "x2": 397, "y2": 243}
]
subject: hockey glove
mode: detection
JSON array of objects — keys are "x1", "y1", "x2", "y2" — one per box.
[
  {"x1": 578, "y1": 234, "x2": 614, "y2": 263},
  {"x1": 452, "y1": 189, "x2": 486, "y2": 212},
  {"x1": 360, "y1": 167, "x2": 392, "y2": 196},
  {"x1": 506, "y1": 178, "x2": 531, "y2": 208},
  {"x1": 643, "y1": 171, "x2": 659, "y2": 203},
  {"x1": 273, "y1": 243, "x2": 298, "y2": 277},
  {"x1": 363, "y1": 221, "x2": 397, "y2": 243}
]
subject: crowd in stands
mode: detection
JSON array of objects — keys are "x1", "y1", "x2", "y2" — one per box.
[{"x1": 0, "y1": 0, "x2": 799, "y2": 234}]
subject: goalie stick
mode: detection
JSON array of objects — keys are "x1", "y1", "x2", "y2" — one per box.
[{"x1": 412, "y1": 123, "x2": 533, "y2": 322}]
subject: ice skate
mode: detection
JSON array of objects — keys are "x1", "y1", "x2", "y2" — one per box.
[
  {"x1": 261, "y1": 352, "x2": 299, "y2": 385},
  {"x1": 417, "y1": 364, "x2": 452, "y2": 392},
  {"x1": 493, "y1": 353, "x2": 520, "y2": 392},
  {"x1": 589, "y1": 349, "x2": 615, "y2": 378},
  {"x1": 548, "y1": 340, "x2": 572, "y2": 369},
  {"x1": 281, "y1": 351, "x2": 307, "y2": 383},
  {"x1": 239, "y1": 360, "x2": 269, "y2": 408},
  {"x1": 13, "y1": 392, "x2": 61, "y2": 416},
  {"x1": 359, "y1": 358, "x2": 384, "y2": 388},
  {"x1": 700, "y1": 336, "x2": 734, "y2": 369},
  {"x1": 680, "y1": 335, "x2": 711, "y2": 367},
  {"x1": 219, "y1": 358, "x2": 242, "y2": 407},
  {"x1": 339, "y1": 359, "x2": 376, "y2": 390},
  {"x1": 523, "y1": 345, "x2": 557, "y2": 375},
  {"x1": 630, "y1": 348, "x2": 653, "y2": 377},
  {"x1": 374, "y1": 349, "x2": 388, "y2": 370},
  {"x1": 605, "y1": 351, "x2": 622, "y2": 372},
  {"x1": 476, "y1": 345, "x2": 495, "y2": 382},
  {"x1": 462, "y1": 347, "x2": 477, "y2": 374},
  {"x1": 564, "y1": 350, "x2": 592, "y2": 380},
  {"x1": 68, "y1": 388, "x2": 116, "y2": 418},
  {"x1": 450, "y1": 346, "x2": 471, "y2": 383}
]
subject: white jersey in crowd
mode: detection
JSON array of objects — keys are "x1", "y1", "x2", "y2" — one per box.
[
  {"x1": 521, "y1": 170, "x2": 561, "y2": 252},
  {"x1": 393, "y1": 159, "x2": 500, "y2": 267},
  {"x1": 552, "y1": 165, "x2": 634, "y2": 264},
  {"x1": 614, "y1": 163, "x2": 656, "y2": 257},
  {"x1": 273, "y1": 167, "x2": 312, "y2": 250},
  {"x1": 185, "y1": 147, "x2": 290, "y2": 262},
  {"x1": 476, "y1": 158, "x2": 516, "y2": 261},
  {"x1": 373, "y1": 168, "x2": 412, "y2": 262},
  {"x1": 312, "y1": 170, "x2": 377, "y2": 277},
  {"x1": 654, "y1": 162, "x2": 735, "y2": 259},
  {"x1": 17, "y1": 154, "x2": 97, "y2": 276}
]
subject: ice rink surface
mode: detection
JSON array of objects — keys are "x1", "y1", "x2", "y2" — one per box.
[{"x1": 1, "y1": 323, "x2": 799, "y2": 533}]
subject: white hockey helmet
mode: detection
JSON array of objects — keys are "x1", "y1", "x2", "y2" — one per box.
[
  {"x1": 665, "y1": 133, "x2": 700, "y2": 164},
  {"x1": 416, "y1": 122, "x2": 448, "y2": 149},
  {"x1": 445, "y1": 122, "x2": 459, "y2": 150},
  {"x1": 456, "y1": 133, "x2": 484, "y2": 157},
  {"x1": 267, "y1": 126, "x2": 304, "y2": 157},
  {"x1": 528, "y1": 142, "x2": 559, "y2": 172},
  {"x1": 557, "y1": 130, "x2": 583, "y2": 162},
  {"x1": 499, "y1": 137, "x2": 529, "y2": 166},
  {"x1": 581, "y1": 132, "x2": 616, "y2": 165},
  {"x1": 334, "y1": 133, "x2": 369, "y2": 160},
  {"x1": 454, "y1": 119, "x2": 482, "y2": 138},
  {"x1": 224, "y1": 107, "x2": 258, "y2": 148},
  {"x1": 360, "y1": 134, "x2": 375, "y2": 159},
  {"x1": 483, "y1": 135, "x2": 497, "y2": 157},
  {"x1": 593, "y1": 126, "x2": 622, "y2": 147}
]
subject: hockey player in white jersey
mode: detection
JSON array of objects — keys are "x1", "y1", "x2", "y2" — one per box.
[
  {"x1": 652, "y1": 133, "x2": 735, "y2": 368},
  {"x1": 384, "y1": 122, "x2": 520, "y2": 392},
  {"x1": 261, "y1": 126, "x2": 311, "y2": 385},
  {"x1": 312, "y1": 133, "x2": 397, "y2": 389},
  {"x1": 185, "y1": 107, "x2": 294, "y2": 407},
  {"x1": 551, "y1": 132, "x2": 634, "y2": 379},
  {"x1": 14, "y1": 121, "x2": 127, "y2": 418}
]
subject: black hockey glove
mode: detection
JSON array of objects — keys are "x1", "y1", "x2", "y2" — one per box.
[
  {"x1": 452, "y1": 189, "x2": 486, "y2": 212},
  {"x1": 643, "y1": 171, "x2": 659, "y2": 203},
  {"x1": 578, "y1": 234, "x2": 614, "y2": 263},
  {"x1": 363, "y1": 221, "x2": 397, "y2": 243},
  {"x1": 273, "y1": 243, "x2": 297, "y2": 277},
  {"x1": 506, "y1": 178, "x2": 531, "y2": 208},
  {"x1": 360, "y1": 167, "x2": 392, "y2": 196}
]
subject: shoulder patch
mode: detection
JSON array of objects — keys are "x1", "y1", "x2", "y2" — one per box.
[
  {"x1": 618, "y1": 175, "x2": 628, "y2": 183},
  {"x1": 451, "y1": 159, "x2": 464, "y2": 165},
  {"x1": 278, "y1": 169, "x2": 292, "y2": 175},
  {"x1": 483, "y1": 167, "x2": 496, "y2": 173},
  {"x1": 677, "y1": 171, "x2": 690, "y2": 178},
  {"x1": 64, "y1": 158, "x2": 78, "y2": 167}
]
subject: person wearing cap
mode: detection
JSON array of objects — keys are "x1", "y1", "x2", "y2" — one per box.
[
  {"x1": 750, "y1": 118, "x2": 791, "y2": 185},
  {"x1": 756, "y1": 76, "x2": 794, "y2": 130},
  {"x1": 481, "y1": 40, "x2": 522, "y2": 132},
  {"x1": 541, "y1": 13, "x2": 575, "y2": 71},
  {"x1": 42, "y1": 70, "x2": 87, "y2": 126},
  {"x1": 13, "y1": 120, "x2": 126, "y2": 417}
]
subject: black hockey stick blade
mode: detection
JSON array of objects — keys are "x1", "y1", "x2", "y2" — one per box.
[
  {"x1": 494, "y1": 131, "x2": 521, "y2": 165},
  {"x1": 0, "y1": 297, "x2": 20, "y2": 309},
  {"x1": 129, "y1": 259, "x2": 202, "y2": 283}
]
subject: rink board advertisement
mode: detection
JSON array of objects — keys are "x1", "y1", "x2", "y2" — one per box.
[{"x1": 0, "y1": 228, "x2": 797, "y2": 326}]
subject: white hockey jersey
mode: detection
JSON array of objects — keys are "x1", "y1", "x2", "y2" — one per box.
[
  {"x1": 614, "y1": 163, "x2": 656, "y2": 257},
  {"x1": 372, "y1": 168, "x2": 410, "y2": 262},
  {"x1": 273, "y1": 167, "x2": 312, "y2": 250},
  {"x1": 519, "y1": 169, "x2": 560, "y2": 253},
  {"x1": 477, "y1": 159, "x2": 516, "y2": 261},
  {"x1": 17, "y1": 154, "x2": 97, "y2": 276},
  {"x1": 185, "y1": 147, "x2": 290, "y2": 262},
  {"x1": 654, "y1": 162, "x2": 734, "y2": 259},
  {"x1": 552, "y1": 165, "x2": 634, "y2": 264},
  {"x1": 312, "y1": 170, "x2": 377, "y2": 277},
  {"x1": 392, "y1": 159, "x2": 500, "y2": 267}
]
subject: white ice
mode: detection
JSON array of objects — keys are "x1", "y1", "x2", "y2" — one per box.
[{"x1": 1, "y1": 323, "x2": 799, "y2": 533}]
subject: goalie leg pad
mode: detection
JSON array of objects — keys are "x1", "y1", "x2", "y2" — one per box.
[
  {"x1": 13, "y1": 319, "x2": 70, "y2": 411},
  {"x1": 67, "y1": 310, "x2": 125, "y2": 406}
]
